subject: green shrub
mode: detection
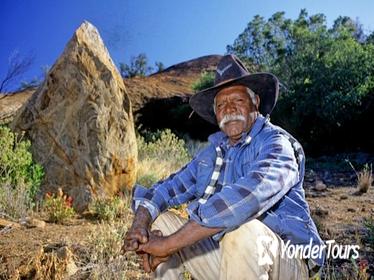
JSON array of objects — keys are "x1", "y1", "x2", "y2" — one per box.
[
  {"x1": 191, "y1": 71, "x2": 215, "y2": 92},
  {"x1": 136, "y1": 172, "x2": 160, "y2": 188},
  {"x1": 43, "y1": 189, "x2": 75, "y2": 223},
  {"x1": 138, "y1": 129, "x2": 190, "y2": 164},
  {"x1": 89, "y1": 196, "x2": 125, "y2": 221},
  {"x1": 0, "y1": 125, "x2": 44, "y2": 218},
  {"x1": 136, "y1": 129, "x2": 191, "y2": 187}
]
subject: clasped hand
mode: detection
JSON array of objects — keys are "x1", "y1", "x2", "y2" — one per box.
[{"x1": 123, "y1": 226, "x2": 172, "y2": 273}]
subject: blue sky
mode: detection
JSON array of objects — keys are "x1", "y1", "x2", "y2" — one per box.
[{"x1": 1, "y1": 0, "x2": 374, "y2": 91}]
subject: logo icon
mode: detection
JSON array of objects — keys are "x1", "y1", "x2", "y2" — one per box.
[{"x1": 216, "y1": 63, "x2": 232, "y2": 77}]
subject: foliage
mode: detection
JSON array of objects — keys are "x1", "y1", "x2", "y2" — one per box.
[
  {"x1": 226, "y1": 9, "x2": 374, "y2": 154},
  {"x1": 119, "y1": 53, "x2": 153, "y2": 78},
  {"x1": 42, "y1": 189, "x2": 75, "y2": 223},
  {"x1": 191, "y1": 71, "x2": 215, "y2": 92},
  {"x1": 0, "y1": 126, "x2": 44, "y2": 218},
  {"x1": 155, "y1": 61, "x2": 165, "y2": 72},
  {"x1": 19, "y1": 65, "x2": 50, "y2": 91},
  {"x1": 137, "y1": 129, "x2": 191, "y2": 187},
  {"x1": 0, "y1": 50, "x2": 34, "y2": 93},
  {"x1": 89, "y1": 196, "x2": 125, "y2": 221}
]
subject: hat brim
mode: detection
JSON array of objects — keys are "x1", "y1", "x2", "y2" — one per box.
[{"x1": 189, "y1": 72, "x2": 279, "y2": 125}]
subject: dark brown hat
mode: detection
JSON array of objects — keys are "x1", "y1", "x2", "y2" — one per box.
[{"x1": 189, "y1": 54, "x2": 279, "y2": 125}]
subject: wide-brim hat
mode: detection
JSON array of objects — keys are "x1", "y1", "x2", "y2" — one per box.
[{"x1": 189, "y1": 54, "x2": 279, "y2": 125}]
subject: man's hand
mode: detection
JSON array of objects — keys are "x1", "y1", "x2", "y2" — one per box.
[
  {"x1": 124, "y1": 226, "x2": 148, "y2": 251},
  {"x1": 122, "y1": 206, "x2": 167, "y2": 273},
  {"x1": 122, "y1": 206, "x2": 152, "y2": 252},
  {"x1": 138, "y1": 229, "x2": 171, "y2": 258},
  {"x1": 138, "y1": 229, "x2": 171, "y2": 272}
]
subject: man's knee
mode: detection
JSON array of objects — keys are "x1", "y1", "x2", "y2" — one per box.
[
  {"x1": 221, "y1": 219, "x2": 279, "y2": 259},
  {"x1": 152, "y1": 211, "x2": 187, "y2": 236}
]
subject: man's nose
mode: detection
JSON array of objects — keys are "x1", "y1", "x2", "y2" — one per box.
[{"x1": 223, "y1": 101, "x2": 237, "y2": 114}]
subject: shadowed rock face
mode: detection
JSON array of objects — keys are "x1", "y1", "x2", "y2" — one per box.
[{"x1": 11, "y1": 21, "x2": 137, "y2": 212}]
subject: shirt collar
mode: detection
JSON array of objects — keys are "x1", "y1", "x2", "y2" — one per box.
[{"x1": 208, "y1": 114, "x2": 268, "y2": 148}]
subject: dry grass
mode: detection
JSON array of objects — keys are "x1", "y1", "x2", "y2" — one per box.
[
  {"x1": 136, "y1": 158, "x2": 176, "y2": 187},
  {"x1": 347, "y1": 161, "x2": 373, "y2": 194},
  {"x1": 72, "y1": 195, "x2": 150, "y2": 280},
  {"x1": 357, "y1": 164, "x2": 373, "y2": 193},
  {"x1": 0, "y1": 182, "x2": 31, "y2": 219}
]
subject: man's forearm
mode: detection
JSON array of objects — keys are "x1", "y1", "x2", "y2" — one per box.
[
  {"x1": 165, "y1": 220, "x2": 223, "y2": 255},
  {"x1": 123, "y1": 205, "x2": 153, "y2": 252},
  {"x1": 132, "y1": 205, "x2": 153, "y2": 229}
]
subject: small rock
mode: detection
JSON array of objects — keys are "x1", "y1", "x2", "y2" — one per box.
[
  {"x1": 314, "y1": 180, "x2": 327, "y2": 191},
  {"x1": 56, "y1": 246, "x2": 71, "y2": 260},
  {"x1": 312, "y1": 207, "x2": 329, "y2": 218},
  {"x1": 66, "y1": 259, "x2": 78, "y2": 277},
  {"x1": 340, "y1": 195, "x2": 348, "y2": 200},
  {"x1": 19, "y1": 217, "x2": 46, "y2": 228},
  {"x1": 0, "y1": 218, "x2": 20, "y2": 229},
  {"x1": 347, "y1": 208, "x2": 356, "y2": 213},
  {"x1": 56, "y1": 246, "x2": 78, "y2": 277}
]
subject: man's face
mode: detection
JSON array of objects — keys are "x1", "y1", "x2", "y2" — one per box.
[{"x1": 215, "y1": 85, "x2": 260, "y2": 144}]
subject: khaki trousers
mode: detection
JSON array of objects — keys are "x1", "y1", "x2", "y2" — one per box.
[{"x1": 152, "y1": 212, "x2": 309, "y2": 280}]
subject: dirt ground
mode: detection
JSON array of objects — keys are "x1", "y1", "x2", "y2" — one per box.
[{"x1": 0, "y1": 176, "x2": 373, "y2": 279}]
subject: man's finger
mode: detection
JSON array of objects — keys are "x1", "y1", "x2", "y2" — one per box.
[
  {"x1": 141, "y1": 253, "x2": 151, "y2": 273},
  {"x1": 137, "y1": 242, "x2": 147, "y2": 253},
  {"x1": 151, "y1": 229, "x2": 163, "y2": 237},
  {"x1": 125, "y1": 230, "x2": 148, "y2": 244},
  {"x1": 151, "y1": 256, "x2": 170, "y2": 271}
]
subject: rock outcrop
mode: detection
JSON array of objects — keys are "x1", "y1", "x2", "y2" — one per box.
[
  {"x1": 0, "y1": 89, "x2": 34, "y2": 125},
  {"x1": 12, "y1": 21, "x2": 137, "y2": 212}
]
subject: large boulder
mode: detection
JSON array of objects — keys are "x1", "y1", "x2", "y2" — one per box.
[{"x1": 12, "y1": 21, "x2": 137, "y2": 212}]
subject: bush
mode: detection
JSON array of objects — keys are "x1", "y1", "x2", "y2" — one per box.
[
  {"x1": 89, "y1": 196, "x2": 125, "y2": 221},
  {"x1": 0, "y1": 125, "x2": 44, "y2": 218},
  {"x1": 191, "y1": 71, "x2": 215, "y2": 92},
  {"x1": 0, "y1": 182, "x2": 31, "y2": 219},
  {"x1": 136, "y1": 129, "x2": 191, "y2": 187},
  {"x1": 42, "y1": 188, "x2": 75, "y2": 223}
]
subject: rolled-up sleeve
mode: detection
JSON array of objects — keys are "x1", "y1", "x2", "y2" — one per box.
[{"x1": 188, "y1": 132, "x2": 299, "y2": 238}]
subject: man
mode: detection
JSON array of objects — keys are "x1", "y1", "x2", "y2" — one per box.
[{"x1": 123, "y1": 54, "x2": 325, "y2": 279}]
